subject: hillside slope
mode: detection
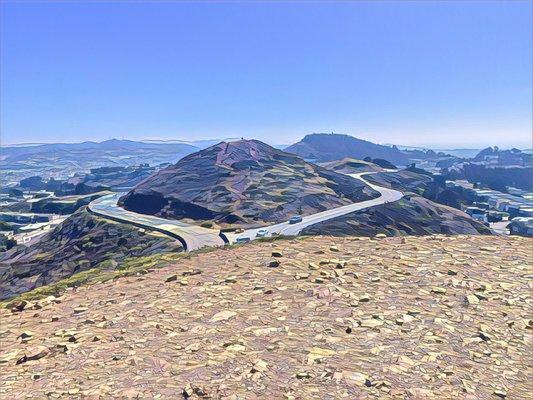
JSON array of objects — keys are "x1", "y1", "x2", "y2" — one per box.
[
  {"x1": 0, "y1": 209, "x2": 182, "y2": 300},
  {"x1": 301, "y1": 194, "x2": 492, "y2": 237},
  {"x1": 363, "y1": 170, "x2": 434, "y2": 195},
  {"x1": 0, "y1": 235, "x2": 530, "y2": 399},
  {"x1": 119, "y1": 140, "x2": 379, "y2": 226},
  {"x1": 320, "y1": 158, "x2": 384, "y2": 174}
]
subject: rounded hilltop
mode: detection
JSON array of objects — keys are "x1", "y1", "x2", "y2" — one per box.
[{"x1": 118, "y1": 139, "x2": 379, "y2": 227}]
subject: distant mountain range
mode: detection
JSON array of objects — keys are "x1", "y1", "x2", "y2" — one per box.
[
  {"x1": 1, "y1": 138, "x2": 199, "y2": 160},
  {"x1": 3, "y1": 135, "x2": 530, "y2": 188},
  {"x1": 119, "y1": 139, "x2": 379, "y2": 226},
  {"x1": 1, "y1": 139, "x2": 199, "y2": 185}
]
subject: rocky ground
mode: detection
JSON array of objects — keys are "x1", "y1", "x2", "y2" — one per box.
[{"x1": 0, "y1": 235, "x2": 531, "y2": 399}]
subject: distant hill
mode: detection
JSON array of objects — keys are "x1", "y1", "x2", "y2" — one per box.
[
  {"x1": 320, "y1": 158, "x2": 384, "y2": 174},
  {"x1": 284, "y1": 133, "x2": 410, "y2": 164},
  {"x1": 363, "y1": 170, "x2": 434, "y2": 195},
  {"x1": 301, "y1": 194, "x2": 493, "y2": 237},
  {"x1": 1, "y1": 139, "x2": 199, "y2": 184},
  {"x1": 119, "y1": 139, "x2": 379, "y2": 226},
  {"x1": 440, "y1": 146, "x2": 533, "y2": 192},
  {"x1": 473, "y1": 146, "x2": 532, "y2": 166}
]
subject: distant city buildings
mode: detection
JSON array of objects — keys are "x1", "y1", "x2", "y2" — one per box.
[
  {"x1": 446, "y1": 180, "x2": 533, "y2": 236},
  {"x1": 508, "y1": 217, "x2": 533, "y2": 237}
]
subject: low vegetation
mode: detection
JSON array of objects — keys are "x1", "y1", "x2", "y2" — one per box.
[{"x1": 0, "y1": 208, "x2": 182, "y2": 300}]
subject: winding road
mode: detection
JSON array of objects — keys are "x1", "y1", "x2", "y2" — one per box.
[
  {"x1": 88, "y1": 171, "x2": 403, "y2": 251},
  {"x1": 88, "y1": 194, "x2": 226, "y2": 250}
]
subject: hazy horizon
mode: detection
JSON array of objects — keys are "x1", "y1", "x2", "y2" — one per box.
[
  {"x1": 2, "y1": 133, "x2": 532, "y2": 151},
  {"x1": 1, "y1": 1, "x2": 532, "y2": 149}
]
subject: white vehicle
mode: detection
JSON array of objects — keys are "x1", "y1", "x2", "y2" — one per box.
[
  {"x1": 256, "y1": 229, "x2": 268, "y2": 237},
  {"x1": 235, "y1": 236, "x2": 251, "y2": 244}
]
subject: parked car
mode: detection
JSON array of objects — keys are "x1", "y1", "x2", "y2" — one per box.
[
  {"x1": 256, "y1": 229, "x2": 268, "y2": 237},
  {"x1": 235, "y1": 236, "x2": 251, "y2": 244},
  {"x1": 289, "y1": 215, "x2": 303, "y2": 224}
]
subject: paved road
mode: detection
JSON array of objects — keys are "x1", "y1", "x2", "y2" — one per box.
[
  {"x1": 88, "y1": 172, "x2": 403, "y2": 251},
  {"x1": 88, "y1": 193, "x2": 226, "y2": 251},
  {"x1": 224, "y1": 172, "x2": 403, "y2": 243}
]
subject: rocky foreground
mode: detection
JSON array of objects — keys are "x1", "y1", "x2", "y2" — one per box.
[{"x1": 0, "y1": 235, "x2": 531, "y2": 399}]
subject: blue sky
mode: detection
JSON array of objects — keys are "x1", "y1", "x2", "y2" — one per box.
[{"x1": 1, "y1": 1, "x2": 531, "y2": 148}]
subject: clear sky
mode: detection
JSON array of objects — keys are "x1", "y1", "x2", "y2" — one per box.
[{"x1": 1, "y1": 1, "x2": 532, "y2": 148}]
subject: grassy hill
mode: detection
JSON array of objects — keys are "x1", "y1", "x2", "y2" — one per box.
[{"x1": 119, "y1": 140, "x2": 379, "y2": 227}]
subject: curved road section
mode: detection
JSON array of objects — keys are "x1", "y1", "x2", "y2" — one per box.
[
  {"x1": 88, "y1": 193, "x2": 226, "y2": 251},
  {"x1": 224, "y1": 172, "x2": 403, "y2": 243},
  {"x1": 88, "y1": 172, "x2": 403, "y2": 251}
]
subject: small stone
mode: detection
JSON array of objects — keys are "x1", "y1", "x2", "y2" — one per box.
[
  {"x1": 182, "y1": 269, "x2": 201, "y2": 276},
  {"x1": 210, "y1": 310, "x2": 237, "y2": 322},
  {"x1": 268, "y1": 260, "x2": 280, "y2": 268},
  {"x1": 165, "y1": 275, "x2": 178, "y2": 283},
  {"x1": 431, "y1": 287, "x2": 447, "y2": 294},
  {"x1": 466, "y1": 295, "x2": 479, "y2": 305},
  {"x1": 374, "y1": 233, "x2": 387, "y2": 239},
  {"x1": 474, "y1": 292, "x2": 488, "y2": 301},
  {"x1": 271, "y1": 250, "x2": 283, "y2": 257},
  {"x1": 18, "y1": 331, "x2": 34, "y2": 342},
  {"x1": 73, "y1": 307, "x2": 88, "y2": 314},
  {"x1": 296, "y1": 372, "x2": 310, "y2": 379},
  {"x1": 225, "y1": 343, "x2": 246, "y2": 352},
  {"x1": 330, "y1": 246, "x2": 339, "y2": 252},
  {"x1": 183, "y1": 384, "x2": 194, "y2": 398},
  {"x1": 343, "y1": 371, "x2": 371, "y2": 387},
  {"x1": 359, "y1": 294, "x2": 370, "y2": 302},
  {"x1": 16, "y1": 346, "x2": 49, "y2": 364},
  {"x1": 7, "y1": 300, "x2": 27, "y2": 313},
  {"x1": 308, "y1": 262, "x2": 319, "y2": 270},
  {"x1": 360, "y1": 319, "x2": 383, "y2": 328},
  {"x1": 307, "y1": 347, "x2": 336, "y2": 364},
  {"x1": 0, "y1": 350, "x2": 21, "y2": 364},
  {"x1": 251, "y1": 359, "x2": 268, "y2": 373}
]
